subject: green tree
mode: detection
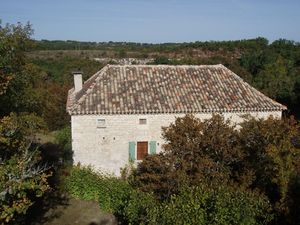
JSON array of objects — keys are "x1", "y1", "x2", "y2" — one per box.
[
  {"x1": 0, "y1": 22, "x2": 33, "y2": 96},
  {"x1": 0, "y1": 22, "x2": 46, "y2": 116},
  {"x1": 132, "y1": 115, "x2": 244, "y2": 200},
  {"x1": 0, "y1": 113, "x2": 50, "y2": 224},
  {"x1": 132, "y1": 114, "x2": 300, "y2": 224},
  {"x1": 254, "y1": 56, "x2": 295, "y2": 102},
  {"x1": 0, "y1": 21, "x2": 52, "y2": 224},
  {"x1": 239, "y1": 116, "x2": 300, "y2": 223}
]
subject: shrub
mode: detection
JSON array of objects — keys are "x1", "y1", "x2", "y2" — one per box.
[
  {"x1": 0, "y1": 113, "x2": 51, "y2": 224},
  {"x1": 132, "y1": 114, "x2": 243, "y2": 200},
  {"x1": 65, "y1": 166, "x2": 132, "y2": 211},
  {"x1": 122, "y1": 190, "x2": 156, "y2": 225},
  {"x1": 130, "y1": 153, "x2": 181, "y2": 201},
  {"x1": 0, "y1": 148, "x2": 51, "y2": 224},
  {"x1": 148, "y1": 183, "x2": 273, "y2": 225},
  {"x1": 65, "y1": 166, "x2": 157, "y2": 224},
  {"x1": 239, "y1": 116, "x2": 300, "y2": 221},
  {"x1": 54, "y1": 126, "x2": 72, "y2": 165},
  {"x1": 55, "y1": 126, "x2": 71, "y2": 152}
]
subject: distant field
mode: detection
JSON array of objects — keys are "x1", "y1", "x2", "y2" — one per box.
[
  {"x1": 27, "y1": 48, "x2": 240, "y2": 61},
  {"x1": 27, "y1": 50, "x2": 120, "y2": 59}
]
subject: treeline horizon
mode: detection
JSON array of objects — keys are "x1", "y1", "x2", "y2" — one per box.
[{"x1": 32, "y1": 37, "x2": 300, "y2": 52}]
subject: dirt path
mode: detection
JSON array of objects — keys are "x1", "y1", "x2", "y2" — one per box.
[{"x1": 32, "y1": 198, "x2": 117, "y2": 225}]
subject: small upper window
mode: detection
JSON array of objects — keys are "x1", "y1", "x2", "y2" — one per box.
[
  {"x1": 139, "y1": 118, "x2": 147, "y2": 125},
  {"x1": 97, "y1": 119, "x2": 106, "y2": 128}
]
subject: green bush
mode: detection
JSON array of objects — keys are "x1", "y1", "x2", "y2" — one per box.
[
  {"x1": 66, "y1": 166, "x2": 273, "y2": 225},
  {"x1": 122, "y1": 190, "x2": 156, "y2": 225},
  {"x1": 55, "y1": 126, "x2": 71, "y2": 152},
  {"x1": 54, "y1": 126, "x2": 73, "y2": 165},
  {"x1": 65, "y1": 166, "x2": 158, "y2": 224},
  {"x1": 148, "y1": 184, "x2": 273, "y2": 225},
  {"x1": 65, "y1": 166, "x2": 131, "y2": 211}
]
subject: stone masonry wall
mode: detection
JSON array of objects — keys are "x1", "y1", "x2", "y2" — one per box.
[{"x1": 71, "y1": 111, "x2": 282, "y2": 176}]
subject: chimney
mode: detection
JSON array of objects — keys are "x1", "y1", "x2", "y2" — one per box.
[{"x1": 73, "y1": 71, "x2": 83, "y2": 92}]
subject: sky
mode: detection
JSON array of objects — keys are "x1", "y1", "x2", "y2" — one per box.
[{"x1": 1, "y1": 0, "x2": 299, "y2": 43}]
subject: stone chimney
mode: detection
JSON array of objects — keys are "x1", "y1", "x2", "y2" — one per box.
[{"x1": 73, "y1": 71, "x2": 83, "y2": 92}]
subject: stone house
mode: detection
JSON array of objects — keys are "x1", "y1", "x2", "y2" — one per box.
[{"x1": 66, "y1": 64, "x2": 286, "y2": 176}]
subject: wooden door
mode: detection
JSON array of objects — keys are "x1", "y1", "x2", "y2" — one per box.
[{"x1": 137, "y1": 142, "x2": 148, "y2": 160}]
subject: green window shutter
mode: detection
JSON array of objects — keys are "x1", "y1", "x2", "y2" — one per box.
[
  {"x1": 129, "y1": 142, "x2": 136, "y2": 161},
  {"x1": 149, "y1": 141, "x2": 157, "y2": 155}
]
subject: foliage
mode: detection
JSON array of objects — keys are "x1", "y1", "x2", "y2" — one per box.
[
  {"x1": 0, "y1": 113, "x2": 50, "y2": 224},
  {"x1": 0, "y1": 147, "x2": 51, "y2": 224},
  {"x1": 122, "y1": 190, "x2": 156, "y2": 225},
  {"x1": 0, "y1": 22, "x2": 44, "y2": 116},
  {"x1": 132, "y1": 115, "x2": 244, "y2": 200},
  {"x1": 0, "y1": 113, "x2": 46, "y2": 159},
  {"x1": 132, "y1": 114, "x2": 300, "y2": 224},
  {"x1": 131, "y1": 153, "x2": 179, "y2": 201},
  {"x1": 28, "y1": 57, "x2": 103, "y2": 130},
  {"x1": 0, "y1": 61, "x2": 70, "y2": 130},
  {"x1": 54, "y1": 126, "x2": 71, "y2": 154},
  {"x1": 65, "y1": 166, "x2": 157, "y2": 224},
  {"x1": 0, "y1": 22, "x2": 74, "y2": 130},
  {"x1": 65, "y1": 166, "x2": 132, "y2": 212},
  {"x1": 66, "y1": 166, "x2": 272, "y2": 225},
  {"x1": 31, "y1": 57, "x2": 103, "y2": 85},
  {"x1": 287, "y1": 165, "x2": 300, "y2": 224},
  {"x1": 0, "y1": 21, "x2": 33, "y2": 95},
  {"x1": 39, "y1": 83, "x2": 70, "y2": 130},
  {"x1": 148, "y1": 184, "x2": 272, "y2": 225},
  {"x1": 239, "y1": 42, "x2": 300, "y2": 117},
  {"x1": 32, "y1": 37, "x2": 270, "y2": 53},
  {"x1": 239, "y1": 116, "x2": 300, "y2": 222}
]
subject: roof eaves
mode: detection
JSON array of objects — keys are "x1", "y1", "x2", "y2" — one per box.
[{"x1": 68, "y1": 106, "x2": 285, "y2": 116}]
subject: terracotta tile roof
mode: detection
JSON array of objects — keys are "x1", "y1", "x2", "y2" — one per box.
[{"x1": 67, "y1": 64, "x2": 286, "y2": 115}]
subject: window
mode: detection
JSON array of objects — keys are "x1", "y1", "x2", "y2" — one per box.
[
  {"x1": 139, "y1": 118, "x2": 147, "y2": 125},
  {"x1": 97, "y1": 119, "x2": 106, "y2": 128},
  {"x1": 137, "y1": 141, "x2": 148, "y2": 160},
  {"x1": 128, "y1": 141, "x2": 157, "y2": 162}
]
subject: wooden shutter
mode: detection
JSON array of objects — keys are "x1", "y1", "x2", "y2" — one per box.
[
  {"x1": 137, "y1": 142, "x2": 148, "y2": 160},
  {"x1": 149, "y1": 141, "x2": 156, "y2": 155},
  {"x1": 128, "y1": 142, "x2": 136, "y2": 161}
]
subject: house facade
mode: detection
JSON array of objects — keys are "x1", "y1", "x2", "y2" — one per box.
[{"x1": 67, "y1": 64, "x2": 286, "y2": 176}]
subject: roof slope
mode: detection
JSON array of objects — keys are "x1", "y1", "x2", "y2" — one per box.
[{"x1": 67, "y1": 64, "x2": 286, "y2": 115}]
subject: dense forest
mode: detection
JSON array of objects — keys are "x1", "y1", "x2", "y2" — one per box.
[{"x1": 1, "y1": 22, "x2": 300, "y2": 224}]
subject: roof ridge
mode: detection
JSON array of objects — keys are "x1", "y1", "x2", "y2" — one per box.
[{"x1": 108, "y1": 64, "x2": 223, "y2": 68}]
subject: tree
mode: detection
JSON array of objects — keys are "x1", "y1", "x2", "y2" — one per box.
[
  {"x1": 132, "y1": 115, "x2": 244, "y2": 200},
  {"x1": 0, "y1": 22, "x2": 33, "y2": 96},
  {"x1": 0, "y1": 113, "x2": 45, "y2": 159},
  {"x1": 0, "y1": 22, "x2": 46, "y2": 116},
  {"x1": 239, "y1": 116, "x2": 300, "y2": 223},
  {"x1": 0, "y1": 113, "x2": 50, "y2": 224},
  {"x1": 254, "y1": 56, "x2": 295, "y2": 103},
  {"x1": 0, "y1": 147, "x2": 51, "y2": 224},
  {"x1": 132, "y1": 114, "x2": 300, "y2": 224},
  {"x1": 0, "y1": 22, "x2": 52, "y2": 224}
]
